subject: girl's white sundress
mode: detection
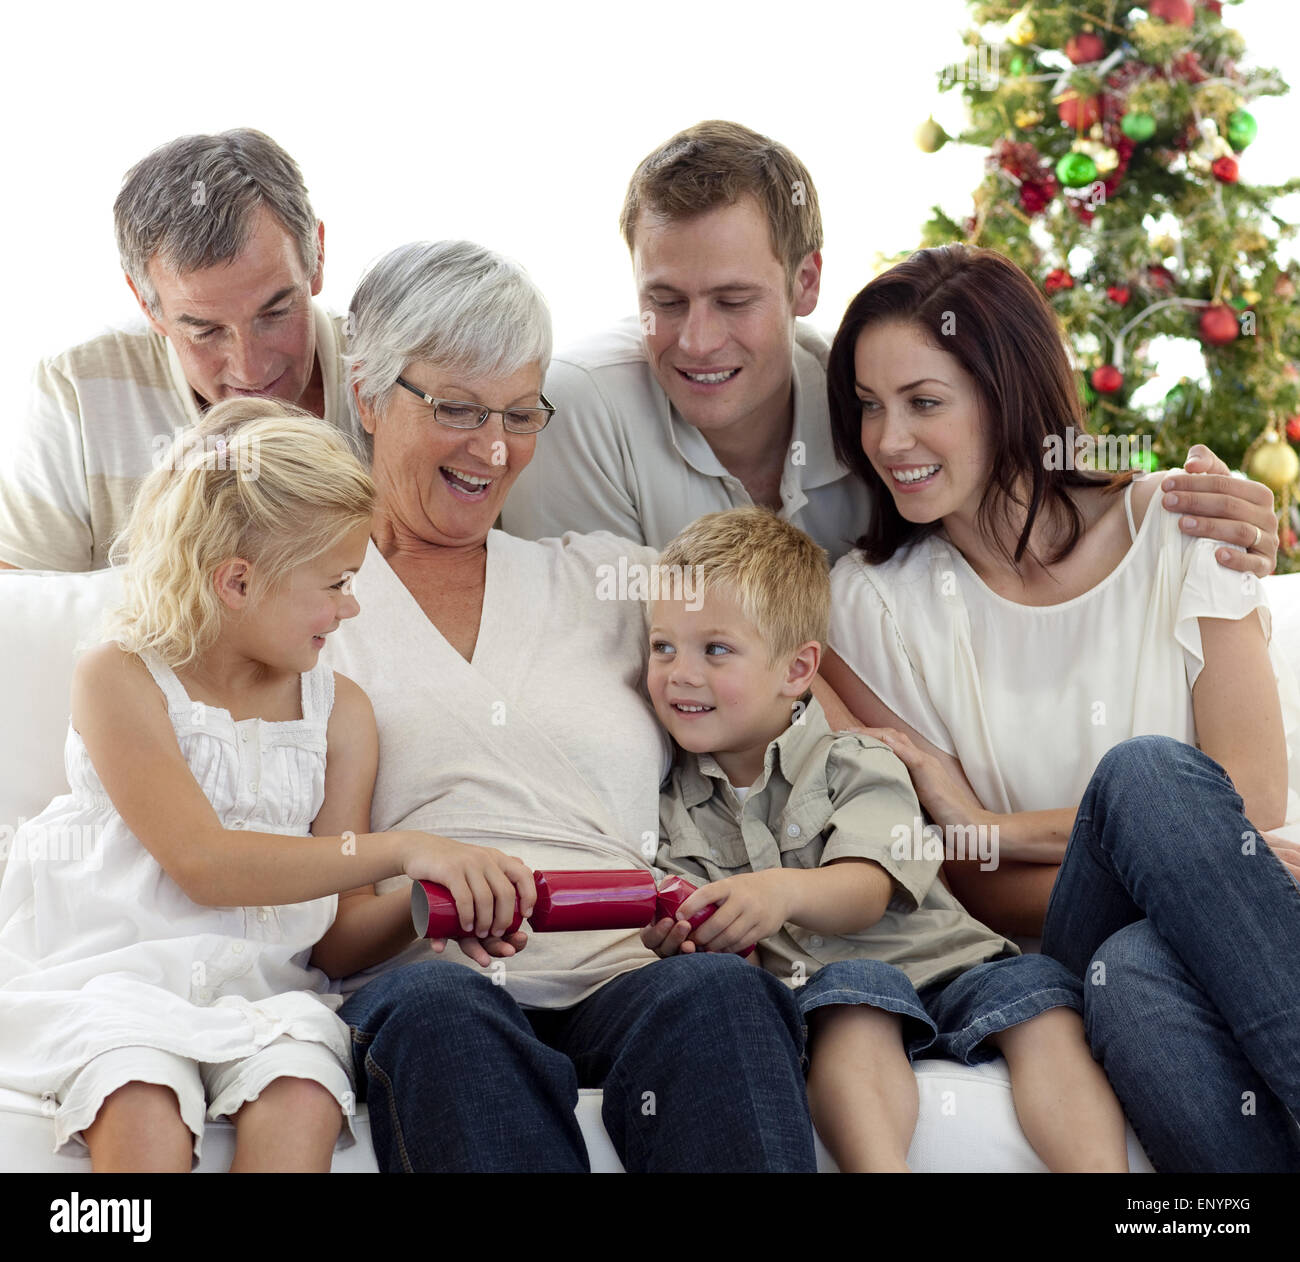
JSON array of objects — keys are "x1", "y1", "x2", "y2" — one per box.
[{"x1": 0, "y1": 648, "x2": 351, "y2": 1103}]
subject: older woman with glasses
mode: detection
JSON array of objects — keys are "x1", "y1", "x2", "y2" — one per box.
[{"x1": 315, "y1": 240, "x2": 815, "y2": 1173}]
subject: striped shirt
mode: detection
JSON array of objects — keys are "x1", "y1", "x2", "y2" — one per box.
[{"x1": 0, "y1": 303, "x2": 354, "y2": 571}]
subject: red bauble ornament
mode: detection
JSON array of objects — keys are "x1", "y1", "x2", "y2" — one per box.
[
  {"x1": 1044, "y1": 269, "x2": 1074, "y2": 294},
  {"x1": 1286, "y1": 416, "x2": 1300, "y2": 444},
  {"x1": 1057, "y1": 93, "x2": 1103, "y2": 130},
  {"x1": 1020, "y1": 176, "x2": 1058, "y2": 215},
  {"x1": 1146, "y1": 265, "x2": 1176, "y2": 292},
  {"x1": 1205, "y1": 1, "x2": 1224, "y2": 16},
  {"x1": 1066, "y1": 32, "x2": 1106, "y2": 64},
  {"x1": 1107, "y1": 286, "x2": 1131, "y2": 305},
  {"x1": 1148, "y1": 0, "x2": 1195, "y2": 26},
  {"x1": 1092, "y1": 365, "x2": 1123, "y2": 393},
  {"x1": 1212, "y1": 155, "x2": 1239, "y2": 183},
  {"x1": 1199, "y1": 305, "x2": 1239, "y2": 345}
]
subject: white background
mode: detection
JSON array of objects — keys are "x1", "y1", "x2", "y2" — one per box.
[{"x1": 0, "y1": 0, "x2": 1295, "y2": 430}]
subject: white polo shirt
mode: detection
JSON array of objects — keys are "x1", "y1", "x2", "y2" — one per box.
[
  {"x1": 0, "y1": 302, "x2": 356, "y2": 572},
  {"x1": 501, "y1": 315, "x2": 872, "y2": 561}
]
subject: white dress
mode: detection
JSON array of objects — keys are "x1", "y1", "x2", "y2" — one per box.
[
  {"x1": 828, "y1": 478, "x2": 1300, "y2": 825},
  {"x1": 0, "y1": 648, "x2": 352, "y2": 1100}
]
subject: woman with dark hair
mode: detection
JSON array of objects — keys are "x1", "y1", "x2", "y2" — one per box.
[{"x1": 820, "y1": 244, "x2": 1300, "y2": 1171}]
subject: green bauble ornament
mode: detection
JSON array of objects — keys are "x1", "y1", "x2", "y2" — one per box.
[
  {"x1": 1121, "y1": 112, "x2": 1157, "y2": 142},
  {"x1": 1227, "y1": 108, "x2": 1257, "y2": 150},
  {"x1": 1130, "y1": 446, "x2": 1159, "y2": 473},
  {"x1": 1056, "y1": 151, "x2": 1099, "y2": 187},
  {"x1": 1081, "y1": 378, "x2": 1096, "y2": 407},
  {"x1": 1009, "y1": 53, "x2": 1027, "y2": 75}
]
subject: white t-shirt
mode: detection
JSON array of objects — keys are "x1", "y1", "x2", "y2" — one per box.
[
  {"x1": 501, "y1": 315, "x2": 872, "y2": 562},
  {"x1": 322, "y1": 530, "x2": 672, "y2": 1009},
  {"x1": 828, "y1": 478, "x2": 1300, "y2": 825}
]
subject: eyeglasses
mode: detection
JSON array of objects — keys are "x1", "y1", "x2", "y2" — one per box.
[{"x1": 395, "y1": 377, "x2": 555, "y2": 434}]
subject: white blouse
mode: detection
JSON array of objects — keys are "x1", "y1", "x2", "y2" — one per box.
[
  {"x1": 829, "y1": 478, "x2": 1300, "y2": 825},
  {"x1": 322, "y1": 530, "x2": 672, "y2": 1009}
]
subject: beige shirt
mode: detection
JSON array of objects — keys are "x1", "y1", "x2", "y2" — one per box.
[
  {"x1": 323, "y1": 530, "x2": 673, "y2": 1009},
  {"x1": 0, "y1": 303, "x2": 355, "y2": 571},
  {"x1": 501, "y1": 316, "x2": 872, "y2": 562},
  {"x1": 656, "y1": 697, "x2": 1016, "y2": 991}
]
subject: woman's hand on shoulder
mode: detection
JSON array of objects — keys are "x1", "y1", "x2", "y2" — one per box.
[{"x1": 863, "y1": 726, "x2": 989, "y2": 831}]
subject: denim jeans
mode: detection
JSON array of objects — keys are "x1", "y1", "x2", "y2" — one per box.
[
  {"x1": 338, "y1": 951, "x2": 816, "y2": 1172},
  {"x1": 1041, "y1": 735, "x2": 1300, "y2": 1172}
]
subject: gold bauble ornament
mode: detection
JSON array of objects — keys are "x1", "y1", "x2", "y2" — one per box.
[
  {"x1": 1245, "y1": 431, "x2": 1300, "y2": 495},
  {"x1": 1243, "y1": 288, "x2": 1261, "y2": 304},
  {"x1": 1015, "y1": 108, "x2": 1044, "y2": 128},
  {"x1": 1008, "y1": 10, "x2": 1036, "y2": 45},
  {"x1": 1153, "y1": 235, "x2": 1177, "y2": 256},
  {"x1": 915, "y1": 117, "x2": 949, "y2": 153}
]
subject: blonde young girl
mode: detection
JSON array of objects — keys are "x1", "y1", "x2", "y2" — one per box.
[{"x1": 0, "y1": 399, "x2": 534, "y2": 1172}]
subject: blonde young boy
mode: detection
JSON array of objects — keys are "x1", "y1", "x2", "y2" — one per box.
[{"x1": 640, "y1": 507, "x2": 1129, "y2": 1172}]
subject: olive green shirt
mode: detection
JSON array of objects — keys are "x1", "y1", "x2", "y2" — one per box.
[{"x1": 656, "y1": 697, "x2": 1016, "y2": 991}]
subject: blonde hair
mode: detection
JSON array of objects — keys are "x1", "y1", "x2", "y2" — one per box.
[
  {"x1": 106, "y1": 398, "x2": 375, "y2": 669},
  {"x1": 659, "y1": 507, "x2": 829, "y2": 664}
]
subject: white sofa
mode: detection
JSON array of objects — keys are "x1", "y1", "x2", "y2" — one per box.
[{"x1": 12, "y1": 566, "x2": 1300, "y2": 1172}]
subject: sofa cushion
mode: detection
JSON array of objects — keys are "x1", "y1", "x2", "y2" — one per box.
[{"x1": 0, "y1": 568, "x2": 124, "y2": 881}]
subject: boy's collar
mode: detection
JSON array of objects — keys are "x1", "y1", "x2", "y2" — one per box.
[{"x1": 674, "y1": 692, "x2": 827, "y2": 808}]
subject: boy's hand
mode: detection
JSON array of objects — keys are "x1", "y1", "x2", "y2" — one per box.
[
  {"x1": 402, "y1": 832, "x2": 536, "y2": 939},
  {"x1": 679, "y1": 870, "x2": 793, "y2": 954},
  {"x1": 641, "y1": 917, "x2": 698, "y2": 957}
]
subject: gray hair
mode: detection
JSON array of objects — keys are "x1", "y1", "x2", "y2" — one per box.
[
  {"x1": 114, "y1": 129, "x2": 319, "y2": 315},
  {"x1": 346, "y1": 240, "x2": 552, "y2": 462}
]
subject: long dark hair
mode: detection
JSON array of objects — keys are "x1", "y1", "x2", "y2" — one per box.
[{"x1": 827, "y1": 244, "x2": 1130, "y2": 567}]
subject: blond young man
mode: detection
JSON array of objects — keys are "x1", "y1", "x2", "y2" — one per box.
[{"x1": 641, "y1": 506, "x2": 1129, "y2": 1172}]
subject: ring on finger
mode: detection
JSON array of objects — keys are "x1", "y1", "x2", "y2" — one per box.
[{"x1": 1251, "y1": 524, "x2": 1263, "y2": 551}]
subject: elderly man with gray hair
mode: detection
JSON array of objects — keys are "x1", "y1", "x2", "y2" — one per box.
[{"x1": 0, "y1": 128, "x2": 355, "y2": 572}]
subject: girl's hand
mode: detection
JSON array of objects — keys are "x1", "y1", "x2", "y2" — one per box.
[
  {"x1": 641, "y1": 916, "x2": 697, "y2": 958},
  {"x1": 402, "y1": 833, "x2": 536, "y2": 940},
  {"x1": 865, "y1": 727, "x2": 987, "y2": 830},
  {"x1": 679, "y1": 870, "x2": 793, "y2": 954}
]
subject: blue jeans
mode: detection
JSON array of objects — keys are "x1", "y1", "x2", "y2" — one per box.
[
  {"x1": 795, "y1": 953, "x2": 1081, "y2": 1065},
  {"x1": 1041, "y1": 735, "x2": 1300, "y2": 1172},
  {"x1": 338, "y1": 952, "x2": 816, "y2": 1172}
]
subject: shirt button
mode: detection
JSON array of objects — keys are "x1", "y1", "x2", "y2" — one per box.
[
  {"x1": 709, "y1": 848, "x2": 721, "y2": 860},
  {"x1": 810, "y1": 935, "x2": 824, "y2": 948},
  {"x1": 240, "y1": 732, "x2": 249, "y2": 743},
  {"x1": 258, "y1": 910, "x2": 269, "y2": 923},
  {"x1": 232, "y1": 943, "x2": 244, "y2": 954},
  {"x1": 786, "y1": 824, "x2": 801, "y2": 838},
  {"x1": 248, "y1": 781, "x2": 258, "y2": 792}
]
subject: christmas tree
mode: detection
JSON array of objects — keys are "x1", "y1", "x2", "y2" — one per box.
[{"x1": 917, "y1": 0, "x2": 1300, "y2": 566}]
